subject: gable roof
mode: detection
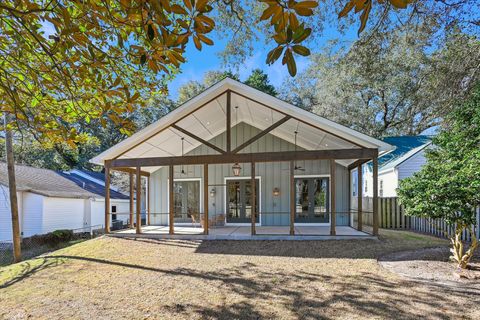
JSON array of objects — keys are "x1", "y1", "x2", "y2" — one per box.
[
  {"x1": 90, "y1": 78, "x2": 393, "y2": 171},
  {"x1": 377, "y1": 136, "x2": 432, "y2": 171},
  {"x1": 0, "y1": 163, "x2": 128, "y2": 199}
]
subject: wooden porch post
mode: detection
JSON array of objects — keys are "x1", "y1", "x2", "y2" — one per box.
[
  {"x1": 129, "y1": 172, "x2": 134, "y2": 228},
  {"x1": 251, "y1": 162, "x2": 256, "y2": 235},
  {"x1": 104, "y1": 161, "x2": 111, "y2": 234},
  {"x1": 373, "y1": 155, "x2": 379, "y2": 235},
  {"x1": 330, "y1": 159, "x2": 336, "y2": 236},
  {"x1": 147, "y1": 176, "x2": 151, "y2": 226},
  {"x1": 169, "y1": 165, "x2": 174, "y2": 235},
  {"x1": 290, "y1": 161, "x2": 295, "y2": 235},
  {"x1": 357, "y1": 164, "x2": 363, "y2": 231},
  {"x1": 136, "y1": 166, "x2": 142, "y2": 234},
  {"x1": 203, "y1": 164, "x2": 209, "y2": 235}
]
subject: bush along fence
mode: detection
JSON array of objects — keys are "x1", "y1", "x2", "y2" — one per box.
[{"x1": 352, "y1": 197, "x2": 480, "y2": 242}]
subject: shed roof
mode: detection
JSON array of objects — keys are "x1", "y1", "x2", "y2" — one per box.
[{"x1": 91, "y1": 78, "x2": 393, "y2": 171}]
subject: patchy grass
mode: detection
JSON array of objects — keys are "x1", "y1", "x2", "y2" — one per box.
[
  {"x1": 0, "y1": 239, "x2": 88, "y2": 267},
  {"x1": 0, "y1": 229, "x2": 477, "y2": 319}
]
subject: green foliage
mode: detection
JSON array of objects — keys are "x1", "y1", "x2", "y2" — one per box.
[
  {"x1": 177, "y1": 70, "x2": 240, "y2": 103},
  {"x1": 280, "y1": 28, "x2": 480, "y2": 137},
  {"x1": 398, "y1": 85, "x2": 480, "y2": 228},
  {"x1": 244, "y1": 69, "x2": 277, "y2": 96},
  {"x1": 22, "y1": 229, "x2": 74, "y2": 247}
]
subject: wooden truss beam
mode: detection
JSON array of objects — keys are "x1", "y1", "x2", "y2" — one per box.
[
  {"x1": 347, "y1": 159, "x2": 370, "y2": 171},
  {"x1": 111, "y1": 167, "x2": 150, "y2": 177},
  {"x1": 232, "y1": 115, "x2": 291, "y2": 153},
  {"x1": 171, "y1": 124, "x2": 226, "y2": 154},
  {"x1": 110, "y1": 148, "x2": 378, "y2": 168}
]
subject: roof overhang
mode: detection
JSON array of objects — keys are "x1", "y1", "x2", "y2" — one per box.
[{"x1": 91, "y1": 78, "x2": 393, "y2": 172}]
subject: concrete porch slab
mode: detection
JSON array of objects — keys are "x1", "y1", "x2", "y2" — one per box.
[{"x1": 110, "y1": 225, "x2": 375, "y2": 240}]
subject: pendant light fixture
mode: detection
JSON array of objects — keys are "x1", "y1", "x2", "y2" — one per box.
[{"x1": 232, "y1": 105, "x2": 241, "y2": 176}]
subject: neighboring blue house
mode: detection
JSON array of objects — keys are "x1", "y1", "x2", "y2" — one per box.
[{"x1": 351, "y1": 136, "x2": 432, "y2": 198}]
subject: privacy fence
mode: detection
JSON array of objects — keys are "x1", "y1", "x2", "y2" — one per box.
[{"x1": 352, "y1": 197, "x2": 480, "y2": 242}]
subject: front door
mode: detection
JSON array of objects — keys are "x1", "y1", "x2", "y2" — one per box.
[
  {"x1": 173, "y1": 180, "x2": 200, "y2": 223},
  {"x1": 226, "y1": 179, "x2": 260, "y2": 223},
  {"x1": 294, "y1": 177, "x2": 329, "y2": 223}
]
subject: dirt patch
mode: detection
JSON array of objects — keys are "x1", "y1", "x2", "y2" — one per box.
[{"x1": 379, "y1": 247, "x2": 480, "y2": 289}]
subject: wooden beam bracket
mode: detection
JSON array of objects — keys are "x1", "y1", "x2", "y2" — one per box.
[
  {"x1": 172, "y1": 124, "x2": 226, "y2": 155},
  {"x1": 232, "y1": 115, "x2": 291, "y2": 153}
]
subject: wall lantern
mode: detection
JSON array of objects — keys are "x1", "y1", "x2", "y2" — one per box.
[
  {"x1": 232, "y1": 163, "x2": 242, "y2": 176},
  {"x1": 273, "y1": 187, "x2": 280, "y2": 197},
  {"x1": 210, "y1": 188, "x2": 216, "y2": 198}
]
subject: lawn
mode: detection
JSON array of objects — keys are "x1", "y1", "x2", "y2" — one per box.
[{"x1": 0, "y1": 230, "x2": 478, "y2": 319}]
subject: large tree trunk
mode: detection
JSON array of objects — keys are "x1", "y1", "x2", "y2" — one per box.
[{"x1": 4, "y1": 114, "x2": 21, "y2": 262}]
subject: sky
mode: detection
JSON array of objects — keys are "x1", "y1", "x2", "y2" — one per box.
[
  {"x1": 166, "y1": 25, "x2": 357, "y2": 99},
  {"x1": 39, "y1": 16, "x2": 357, "y2": 99}
]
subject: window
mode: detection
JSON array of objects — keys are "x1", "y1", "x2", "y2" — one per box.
[
  {"x1": 379, "y1": 180, "x2": 384, "y2": 197},
  {"x1": 111, "y1": 205, "x2": 117, "y2": 220}
]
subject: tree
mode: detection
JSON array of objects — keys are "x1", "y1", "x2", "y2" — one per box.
[
  {"x1": 244, "y1": 69, "x2": 277, "y2": 96},
  {"x1": 177, "y1": 70, "x2": 239, "y2": 103},
  {"x1": 397, "y1": 85, "x2": 480, "y2": 269},
  {"x1": 280, "y1": 27, "x2": 480, "y2": 137}
]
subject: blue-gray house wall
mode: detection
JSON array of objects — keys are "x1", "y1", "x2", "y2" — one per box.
[{"x1": 149, "y1": 122, "x2": 350, "y2": 226}]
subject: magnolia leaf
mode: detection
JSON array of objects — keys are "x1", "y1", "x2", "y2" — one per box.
[
  {"x1": 198, "y1": 34, "x2": 213, "y2": 45},
  {"x1": 338, "y1": 0, "x2": 355, "y2": 18},
  {"x1": 266, "y1": 46, "x2": 284, "y2": 65},
  {"x1": 293, "y1": 27, "x2": 311, "y2": 44},
  {"x1": 389, "y1": 0, "x2": 410, "y2": 9},
  {"x1": 140, "y1": 53, "x2": 147, "y2": 65},
  {"x1": 358, "y1": 0, "x2": 372, "y2": 34},
  {"x1": 292, "y1": 45, "x2": 310, "y2": 56},
  {"x1": 171, "y1": 4, "x2": 188, "y2": 15},
  {"x1": 286, "y1": 50, "x2": 297, "y2": 76},
  {"x1": 147, "y1": 24, "x2": 155, "y2": 41},
  {"x1": 193, "y1": 36, "x2": 202, "y2": 50}
]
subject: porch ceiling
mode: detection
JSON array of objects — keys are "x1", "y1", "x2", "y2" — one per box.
[{"x1": 91, "y1": 78, "x2": 393, "y2": 173}]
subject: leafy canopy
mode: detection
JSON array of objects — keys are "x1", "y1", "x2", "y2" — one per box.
[{"x1": 398, "y1": 85, "x2": 480, "y2": 227}]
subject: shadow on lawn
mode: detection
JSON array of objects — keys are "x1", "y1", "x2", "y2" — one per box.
[
  {"x1": 25, "y1": 254, "x2": 478, "y2": 318},
  {"x1": 0, "y1": 257, "x2": 64, "y2": 289}
]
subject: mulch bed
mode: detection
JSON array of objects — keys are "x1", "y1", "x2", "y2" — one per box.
[{"x1": 379, "y1": 247, "x2": 480, "y2": 288}]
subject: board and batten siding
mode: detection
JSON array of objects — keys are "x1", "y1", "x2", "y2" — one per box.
[{"x1": 149, "y1": 122, "x2": 350, "y2": 226}]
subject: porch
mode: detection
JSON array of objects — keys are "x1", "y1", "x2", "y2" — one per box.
[
  {"x1": 110, "y1": 225, "x2": 374, "y2": 240},
  {"x1": 92, "y1": 79, "x2": 393, "y2": 239}
]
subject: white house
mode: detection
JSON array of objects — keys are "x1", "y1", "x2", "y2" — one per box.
[
  {"x1": 351, "y1": 136, "x2": 432, "y2": 198},
  {"x1": 0, "y1": 164, "x2": 130, "y2": 242}
]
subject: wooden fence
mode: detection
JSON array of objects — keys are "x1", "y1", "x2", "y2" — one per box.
[{"x1": 351, "y1": 197, "x2": 480, "y2": 242}]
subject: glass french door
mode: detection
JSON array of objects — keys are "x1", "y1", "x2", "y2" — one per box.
[
  {"x1": 295, "y1": 177, "x2": 329, "y2": 223},
  {"x1": 226, "y1": 179, "x2": 259, "y2": 223},
  {"x1": 173, "y1": 180, "x2": 200, "y2": 223}
]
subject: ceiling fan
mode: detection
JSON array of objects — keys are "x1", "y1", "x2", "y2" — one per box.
[{"x1": 283, "y1": 131, "x2": 305, "y2": 171}]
